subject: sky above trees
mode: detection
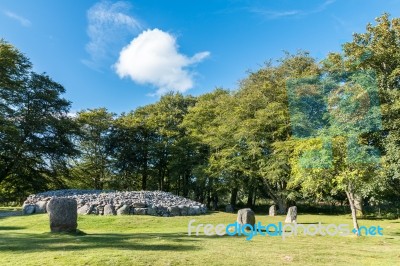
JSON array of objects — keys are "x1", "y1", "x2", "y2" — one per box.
[{"x1": 1, "y1": 0, "x2": 400, "y2": 113}]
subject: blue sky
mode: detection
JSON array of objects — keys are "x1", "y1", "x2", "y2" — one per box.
[{"x1": 1, "y1": 0, "x2": 400, "y2": 114}]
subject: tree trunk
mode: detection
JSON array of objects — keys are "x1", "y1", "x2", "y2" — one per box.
[
  {"x1": 276, "y1": 197, "x2": 287, "y2": 214},
  {"x1": 141, "y1": 161, "x2": 148, "y2": 191},
  {"x1": 257, "y1": 177, "x2": 287, "y2": 213},
  {"x1": 354, "y1": 194, "x2": 364, "y2": 217},
  {"x1": 252, "y1": 187, "x2": 257, "y2": 206},
  {"x1": 212, "y1": 192, "x2": 218, "y2": 210},
  {"x1": 246, "y1": 187, "x2": 253, "y2": 208},
  {"x1": 346, "y1": 189, "x2": 360, "y2": 236},
  {"x1": 230, "y1": 187, "x2": 238, "y2": 207},
  {"x1": 141, "y1": 172, "x2": 147, "y2": 191}
]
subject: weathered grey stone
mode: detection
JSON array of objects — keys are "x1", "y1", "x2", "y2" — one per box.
[
  {"x1": 97, "y1": 205, "x2": 104, "y2": 215},
  {"x1": 285, "y1": 206, "x2": 297, "y2": 223},
  {"x1": 168, "y1": 206, "x2": 180, "y2": 216},
  {"x1": 47, "y1": 198, "x2": 77, "y2": 233},
  {"x1": 133, "y1": 202, "x2": 146, "y2": 208},
  {"x1": 200, "y1": 205, "x2": 207, "y2": 214},
  {"x1": 269, "y1": 205, "x2": 276, "y2": 216},
  {"x1": 34, "y1": 201, "x2": 47, "y2": 213},
  {"x1": 134, "y1": 208, "x2": 147, "y2": 215},
  {"x1": 103, "y1": 204, "x2": 116, "y2": 215},
  {"x1": 77, "y1": 204, "x2": 90, "y2": 215},
  {"x1": 237, "y1": 208, "x2": 256, "y2": 228},
  {"x1": 23, "y1": 203, "x2": 35, "y2": 214},
  {"x1": 188, "y1": 206, "x2": 201, "y2": 215},
  {"x1": 179, "y1": 205, "x2": 189, "y2": 215},
  {"x1": 147, "y1": 206, "x2": 157, "y2": 216},
  {"x1": 225, "y1": 204, "x2": 234, "y2": 213},
  {"x1": 88, "y1": 204, "x2": 97, "y2": 215},
  {"x1": 116, "y1": 205, "x2": 130, "y2": 215}
]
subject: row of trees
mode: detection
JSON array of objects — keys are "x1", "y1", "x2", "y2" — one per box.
[{"x1": 1, "y1": 14, "x2": 400, "y2": 232}]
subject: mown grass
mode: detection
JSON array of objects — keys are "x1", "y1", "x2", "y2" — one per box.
[{"x1": 0, "y1": 211, "x2": 399, "y2": 265}]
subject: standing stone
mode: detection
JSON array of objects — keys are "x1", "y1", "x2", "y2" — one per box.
[
  {"x1": 237, "y1": 208, "x2": 256, "y2": 228},
  {"x1": 225, "y1": 204, "x2": 234, "y2": 213},
  {"x1": 269, "y1": 205, "x2": 276, "y2": 216},
  {"x1": 47, "y1": 198, "x2": 77, "y2": 233},
  {"x1": 103, "y1": 204, "x2": 116, "y2": 215},
  {"x1": 285, "y1": 206, "x2": 297, "y2": 223}
]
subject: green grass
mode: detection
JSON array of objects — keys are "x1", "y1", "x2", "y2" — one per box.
[{"x1": 0, "y1": 211, "x2": 399, "y2": 265}]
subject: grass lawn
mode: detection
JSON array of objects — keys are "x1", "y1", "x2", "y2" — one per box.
[{"x1": 0, "y1": 210, "x2": 399, "y2": 265}]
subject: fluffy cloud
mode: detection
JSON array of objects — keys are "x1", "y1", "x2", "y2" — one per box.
[
  {"x1": 114, "y1": 28, "x2": 210, "y2": 95},
  {"x1": 84, "y1": 1, "x2": 141, "y2": 68}
]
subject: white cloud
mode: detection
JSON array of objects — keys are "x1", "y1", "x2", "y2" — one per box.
[
  {"x1": 4, "y1": 11, "x2": 31, "y2": 27},
  {"x1": 250, "y1": 9, "x2": 300, "y2": 19},
  {"x1": 84, "y1": 1, "x2": 141, "y2": 68},
  {"x1": 250, "y1": 0, "x2": 336, "y2": 19},
  {"x1": 114, "y1": 28, "x2": 210, "y2": 95}
]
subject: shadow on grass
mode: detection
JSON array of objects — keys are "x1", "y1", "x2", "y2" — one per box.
[
  {"x1": 0, "y1": 226, "x2": 26, "y2": 230},
  {"x1": 0, "y1": 231, "x2": 200, "y2": 253}
]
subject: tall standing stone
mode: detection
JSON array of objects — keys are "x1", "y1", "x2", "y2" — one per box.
[
  {"x1": 269, "y1": 205, "x2": 276, "y2": 216},
  {"x1": 237, "y1": 208, "x2": 256, "y2": 228},
  {"x1": 285, "y1": 206, "x2": 297, "y2": 223},
  {"x1": 47, "y1": 198, "x2": 77, "y2": 233}
]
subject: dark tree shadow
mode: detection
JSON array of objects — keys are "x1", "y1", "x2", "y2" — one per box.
[
  {"x1": 0, "y1": 226, "x2": 26, "y2": 230},
  {"x1": 0, "y1": 232, "x2": 200, "y2": 253}
]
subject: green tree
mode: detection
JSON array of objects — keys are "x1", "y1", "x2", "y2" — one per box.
[
  {"x1": 0, "y1": 40, "x2": 78, "y2": 201},
  {"x1": 342, "y1": 13, "x2": 400, "y2": 200},
  {"x1": 71, "y1": 108, "x2": 115, "y2": 189}
]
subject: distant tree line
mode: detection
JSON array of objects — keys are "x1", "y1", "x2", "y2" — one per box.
[{"x1": 1, "y1": 14, "x2": 400, "y2": 231}]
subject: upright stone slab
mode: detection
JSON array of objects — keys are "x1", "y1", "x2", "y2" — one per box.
[
  {"x1": 269, "y1": 205, "x2": 276, "y2": 216},
  {"x1": 47, "y1": 198, "x2": 77, "y2": 233},
  {"x1": 237, "y1": 208, "x2": 256, "y2": 228},
  {"x1": 285, "y1": 206, "x2": 297, "y2": 223},
  {"x1": 225, "y1": 204, "x2": 234, "y2": 213}
]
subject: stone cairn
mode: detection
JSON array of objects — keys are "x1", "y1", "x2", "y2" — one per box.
[
  {"x1": 23, "y1": 189, "x2": 207, "y2": 217},
  {"x1": 285, "y1": 206, "x2": 297, "y2": 223}
]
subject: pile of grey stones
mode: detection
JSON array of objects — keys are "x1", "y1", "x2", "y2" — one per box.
[{"x1": 22, "y1": 189, "x2": 207, "y2": 217}]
